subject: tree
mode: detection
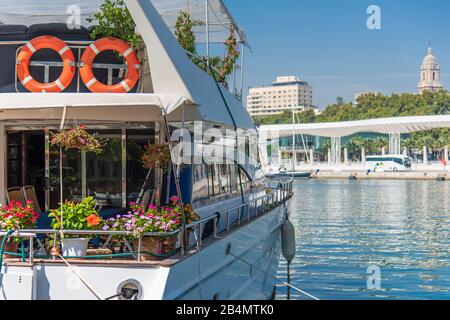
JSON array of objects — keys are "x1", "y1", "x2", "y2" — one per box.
[{"x1": 336, "y1": 96, "x2": 345, "y2": 105}]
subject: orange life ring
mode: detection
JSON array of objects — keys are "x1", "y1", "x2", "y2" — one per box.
[
  {"x1": 17, "y1": 36, "x2": 76, "y2": 93},
  {"x1": 80, "y1": 38, "x2": 141, "y2": 93}
]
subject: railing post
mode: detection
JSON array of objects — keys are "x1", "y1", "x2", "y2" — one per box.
[
  {"x1": 29, "y1": 235, "x2": 34, "y2": 264},
  {"x1": 247, "y1": 204, "x2": 250, "y2": 221},
  {"x1": 213, "y1": 217, "x2": 218, "y2": 239},
  {"x1": 137, "y1": 237, "x2": 142, "y2": 262},
  {"x1": 227, "y1": 211, "x2": 230, "y2": 232},
  {"x1": 197, "y1": 223, "x2": 202, "y2": 247},
  {"x1": 237, "y1": 207, "x2": 241, "y2": 226}
]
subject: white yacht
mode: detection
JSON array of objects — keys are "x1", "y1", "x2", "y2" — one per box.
[{"x1": 0, "y1": 0, "x2": 293, "y2": 300}]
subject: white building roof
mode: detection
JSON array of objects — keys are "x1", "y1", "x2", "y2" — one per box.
[{"x1": 259, "y1": 115, "x2": 450, "y2": 138}]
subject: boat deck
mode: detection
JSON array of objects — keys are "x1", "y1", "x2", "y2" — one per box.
[{"x1": 2, "y1": 183, "x2": 294, "y2": 269}]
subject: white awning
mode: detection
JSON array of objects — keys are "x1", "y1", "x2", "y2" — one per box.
[
  {"x1": 0, "y1": 93, "x2": 198, "y2": 122},
  {"x1": 259, "y1": 115, "x2": 450, "y2": 138}
]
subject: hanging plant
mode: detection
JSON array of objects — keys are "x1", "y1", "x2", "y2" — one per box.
[
  {"x1": 174, "y1": 10, "x2": 204, "y2": 55},
  {"x1": 219, "y1": 27, "x2": 240, "y2": 80},
  {"x1": 141, "y1": 143, "x2": 172, "y2": 171},
  {"x1": 51, "y1": 124, "x2": 106, "y2": 154},
  {"x1": 174, "y1": 11, "x2": 240, "y2": 84}
]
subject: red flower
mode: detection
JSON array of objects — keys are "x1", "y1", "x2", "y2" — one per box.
[{"x1": 86, "y1": 214, "x2": 101, "y2": 227}]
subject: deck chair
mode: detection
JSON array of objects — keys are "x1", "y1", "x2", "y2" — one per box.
[
  {"x1": 23, "y1": 186, "x2": 48, "y2": 254},
  {"x1": 22, "y1": 185, "x2": 42, "y2": 213},
  {"x1": 7, "y1": 187, "x2": 26, "y2": 205},
  {"x1": 139, "y1": 189, "x2": 151, "y2": 210}
]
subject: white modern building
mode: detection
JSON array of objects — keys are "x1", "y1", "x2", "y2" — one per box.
[
  {"x1": 247, "y1": 76, "x2": 316, "y2": 116},
  {"x1": 418, "y1": 47, "x2": 443, "y2": 94},
  {"x1": 259, "y1": 115, "x2": 450, "y2": 165}
]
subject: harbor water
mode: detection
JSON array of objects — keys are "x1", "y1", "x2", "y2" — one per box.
[{"x1": 276, "y1": 179, "x2": 450, "y2": 300}]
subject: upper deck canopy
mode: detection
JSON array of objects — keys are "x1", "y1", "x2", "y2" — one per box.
[
  {"x1": 259, "y1": 115, "x2": 450, "y2": 138},
  {"x1": 0, "y1": 0, "x2": 247, "y2": 46},
  {"x1": 0, "y1": 93, "x2": 197, "y2": 123}
]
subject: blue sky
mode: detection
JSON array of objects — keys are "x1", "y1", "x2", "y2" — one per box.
[{"x1": 224, "y1": 0, "x2": 450, "y2": 108}]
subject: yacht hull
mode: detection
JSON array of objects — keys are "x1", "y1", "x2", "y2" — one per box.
[{"x1": 0, "y1": 201, "x2": 288, "y2": 300}]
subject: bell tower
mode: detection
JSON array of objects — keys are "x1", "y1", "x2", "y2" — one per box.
[{"x1": 418, "y1": 47, "x2": 443, "y2": 94}]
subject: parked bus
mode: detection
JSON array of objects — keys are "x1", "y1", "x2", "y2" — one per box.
[{"x1": 366, "y1": 155, "x2": 412, "y2": 172}]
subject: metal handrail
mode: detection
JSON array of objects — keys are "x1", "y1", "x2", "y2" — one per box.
[{"x1": 0, "y1": 179, "x2": 293, "y2": 264}]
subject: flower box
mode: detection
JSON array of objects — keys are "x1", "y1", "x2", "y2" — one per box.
[{"x1": 134, "y1": 235, "x2": 178, "y2": 261}]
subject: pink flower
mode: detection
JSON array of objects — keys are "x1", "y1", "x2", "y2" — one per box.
[{"x1": 170, "y1": 195, "x2": 179, "y2": 203}]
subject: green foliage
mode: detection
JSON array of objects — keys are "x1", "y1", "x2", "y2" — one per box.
[
  {"x1": 174, "y1": 11, "x2": 204, "y2": 55},
  {"x1": 174, "y1": 10, "x2": 240, "y2": 83},
  {"x1": 253, "y1": 109, "x2": 317, "y2": 126},
  {"x1": 87, "y1": 0, "x2": 143, "y2": 49},
  {"x1": 49, "y1": 197, "x2": 102, "y2": 235}
]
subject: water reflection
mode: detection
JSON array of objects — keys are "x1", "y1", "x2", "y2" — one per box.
[{"x1": 277, "y1": 179, "x2": 450, "y2": 300}]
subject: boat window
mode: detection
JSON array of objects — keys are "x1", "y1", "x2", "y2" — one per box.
[
  {"x1": 207, "y1": 164, "x2": 220, "y2": 197},
  {"x1": 229, "y1": 164, "x2": 239, "y2": 194},
  {"x1": 218, "y1": 164, "x2": 230, "y2": 194},
  {"x1": 240, "y1": 169, "x2": 251, "y2": 193},
  {"x1": 192, "y1": 163, "x2": 252, "y2": 206},
  {"x1": 192, "y1": 164, "x2": 209, "y2": 203},
  {"x1": 50, "y1": 140, "x2": 82, "y2": 207},
  {"x1": 86, "y1": 130, "x2": 122, "y2": 208},
  {"x1": 126, "y1": 129, "x2": 155, "y2": 203},
  {"x1": 7, "y1": 131, "x2": 46, "y2": 209}
]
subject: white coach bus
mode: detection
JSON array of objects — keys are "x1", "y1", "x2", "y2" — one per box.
[{"x1": 366, "y1": 155, "x2": 412, "y2": 172}]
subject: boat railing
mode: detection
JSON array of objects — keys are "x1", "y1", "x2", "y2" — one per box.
[
  {"x1": 0, "y1": 179, "x2": 293, "y2": 264},
  {"x1": 187, "y1": 178, "x2": 293, "y2": 248}
]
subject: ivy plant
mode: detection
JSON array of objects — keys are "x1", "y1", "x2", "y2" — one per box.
[
  {"x1": 87, "y1": 0, "x2": 143, "y2": 49},
  {"x1": 174, "y1": 10, "x2": 240, "y2": 84}
]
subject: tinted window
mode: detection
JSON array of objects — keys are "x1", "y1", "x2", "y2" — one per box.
[{"x1": 192, "y1": 163, "x2": 252, "y2": 205}]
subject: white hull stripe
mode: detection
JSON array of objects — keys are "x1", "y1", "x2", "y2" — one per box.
[
  {"x1": 21, "y1": 75, "x2": 33, "y2": 85},
  {"x1": 122, "y1": 47, "x2": 134, "y2": 58},
  {"x1": 89, "y1": 44, "x2": 100, "y2": 55},
  {"x1": 120, "y1": 81, "x2": 131, "y2": 92},
  {"x1": 55, "y1": 79, "x2": 65, "y2": 91},
  {"x1": 59, "y1": 46, "x2": 70, "y2": 56},
  {"x1": 85, "y1": 78, "x2": 97, "y2": 88},
  {"x1": 26, "y1": 42, "x2": 36, "y2": 53}
]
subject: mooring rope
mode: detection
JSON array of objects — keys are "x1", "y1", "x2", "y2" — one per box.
[
  {"x1": 226, "y1": 251, "x2": 320, "y2": 300},
  {"x1": 51, "y1": 248, "x2": 103, "y2": 300}
]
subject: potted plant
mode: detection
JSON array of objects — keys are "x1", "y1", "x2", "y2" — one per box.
[
  {"x1": 49, "y1": 197, "x2": 102, "y2": 257},
  {"x1": 0, "y1": 201, "x2": 39, "y2": 258},
  {"x1": 169, "y1": 196, "x2": 200, "y2": 245},
  {"x1": 103, "y1": 202, "x2": 181, "y2": 260}
]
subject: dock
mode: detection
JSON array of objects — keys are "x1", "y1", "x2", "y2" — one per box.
[{"x1": 310, "y1": 170, "x2": 447, "y2": 181}]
